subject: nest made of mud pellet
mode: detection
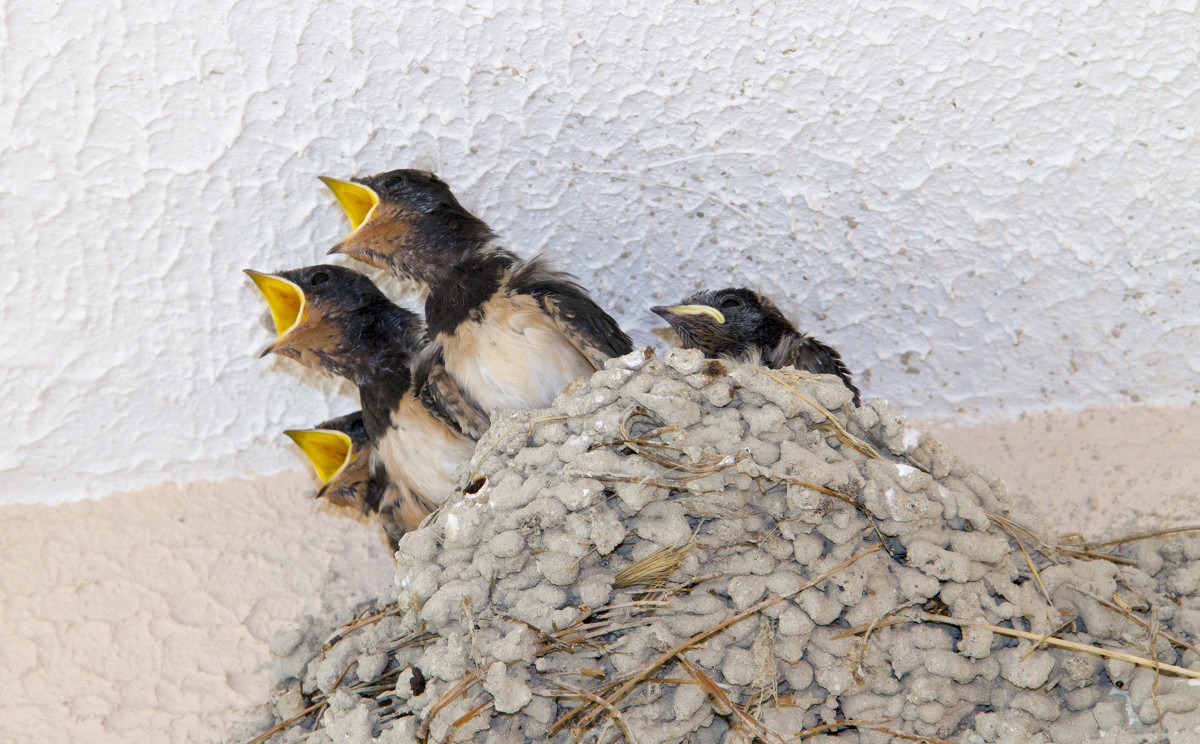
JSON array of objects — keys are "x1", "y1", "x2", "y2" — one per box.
[{"x1": 249, "y1": 348, "x2": 1200, "y2": 744}]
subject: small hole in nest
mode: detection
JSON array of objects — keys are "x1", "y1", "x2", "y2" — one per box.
[
  {"x1": 409, "y1": 665, "x2": 426, "y2": 696},
  {"x1": 463, "y1": 476, "x2": 487, "y2": 495}
]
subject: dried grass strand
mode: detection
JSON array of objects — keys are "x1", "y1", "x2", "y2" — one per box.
[
  {"x1": 245, "y1": 699, "x2": 326, "y2": 744},
  {"x1": 677, "y1": 656, "x2": 786, "y2": 744},
  {"x1": 855, "y1": 600, "x2": 921, "y2": 681},
  {"x1": 1020, "y1": 615, "x2": 1079, "y2": 662},
  {"x1": 1080, "y1": 525, "x2": 1200, "y2": 550},
  {"x1": 919, "y1": 613, "x2": 1200, "y2": 679},
  {"x1": 758, "y1": 369, "x2": 881, "y2": 459},
  {"x1": 440, "y1": 698, "x2": 494, "y2": 744},
  {"x1": 788, "y1": 718, "x2": 889, "y2": 741},
  {"x1": 557, "y1": 684, "x2": 642, "y2": 744},
  {"x1": 993, "y1": 518, "x2": 1059, "y2": 617},
  {"x1": 323, "y1": 605, "x2": 397, "y2": 650},
  {"x1": 556, "y1": 543, "x2": 882, "y2": 734},
  {"x1": 1068, "y1": 586, "x2": 1199, "y2": 656},
  {"x1": 865, "y1": 727, "x2": 963, "y2": 744},
  {"x1": 416, "y1": 670, "x2": 482, "y2": 742},
  {"x1": 614, "y1": 544, "x2": 695, "y2": 588},
  {"x1": 833, "y1": 612, "x2": 1200, "y2": 679}
]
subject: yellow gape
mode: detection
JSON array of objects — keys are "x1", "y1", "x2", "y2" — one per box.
[
  {"x1": 244, "y1": 270, "x2": 307, "y2": 337},
  {"x1": 283, "y1": 428, "x2": 354, "y2": 484},
  {"x1": 319, "y1": 177, "x2": 380, "y2": 239}
]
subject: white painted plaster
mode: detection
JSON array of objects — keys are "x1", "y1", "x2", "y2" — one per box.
[{"x1": 3, "y1": 0, "x2": 1198, "y2": 504}]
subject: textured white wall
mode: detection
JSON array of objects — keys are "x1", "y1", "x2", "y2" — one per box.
[{"x1": 3, "y1": 0, "x2": 1198, "y2": 504}]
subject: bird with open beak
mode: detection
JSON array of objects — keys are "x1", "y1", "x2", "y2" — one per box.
[
  {"x1": 284, "y1": 411, "x2": 434, "y2": 548},
  {"x1": 284, "y1": 411, "x2": 380, "y2": 512},
  {"x1": 651, "y1": 288, "x2": 862, "y2": 407},
  {"x1": 320, "y1": 169, "x2": 634, "y2": 415},
  {"x1": 245, "y1": 264, "x2": 484, "y2": 518}
]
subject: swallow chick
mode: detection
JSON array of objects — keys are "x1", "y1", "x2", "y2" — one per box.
[
  {"x1": 284, "y1": 422, "x2": 434, "y2": 548},
  {"x1": 284, "y1": 411, "x2": 380, "y2": 512},
  {"x1": 652, "y1": 288, "x2": 862, "y2": 406},
  {"x1": 246, "y1": 264, "x2": 483, "y2": 515},
  {"x1": 321, "y1": 169, "x2": 634, "y2": 414},
  {"x1": 283, "y1": 413, "x2": 436, "y2": 547}
]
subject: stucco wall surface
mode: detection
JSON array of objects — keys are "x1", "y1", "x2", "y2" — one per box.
[{"x1": 3, "y1": 0, "x2": 1198, "y2": 504}]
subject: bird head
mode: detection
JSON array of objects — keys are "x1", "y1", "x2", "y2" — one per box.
[
  {"x1": 321, "y1": 169, "x2": 494, "y2": 285},
  {"x1": 244, "y1": 264, "x2": 422, "y2": 376},
  {"x1": 283, "y1": 413, "x2": 371, "y2": 510},
  {"x1": 651, "y1": 288, "x2": 790, "y2": 359}
]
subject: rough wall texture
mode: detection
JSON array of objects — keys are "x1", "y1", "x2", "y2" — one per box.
[
  {"x1": 3, "y1": 0, "x2": 1198, "y2": 504},
  {"x1": 0, "y1": 473, "x2": 395, "y2": 744}
]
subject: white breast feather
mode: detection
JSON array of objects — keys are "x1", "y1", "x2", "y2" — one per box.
[
  {"x1": 443, "y1": 297, "x2": 594, "y2": 413},
  {"x1": 376, "y1": 397, "x2": 474, "y2": 505}
]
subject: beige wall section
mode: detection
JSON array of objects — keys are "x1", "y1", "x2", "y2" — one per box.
[
  {"x1": 1, "y1": 405, "x2": 1197, "y2": 743},
  {"x1": 0, "y1": 472, "x2": 394, "y2": 744},
  {"x1": 931, "y1": 403, "x2": 1200, "y2": 539}
]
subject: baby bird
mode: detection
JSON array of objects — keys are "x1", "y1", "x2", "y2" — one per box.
[
  {"x1": 321, "y1": 169, "x2": 633, "y2": 415},
  {"x1": 652, "y1": 287, "x2": 861, "y2": 406},
  {"x1": 245, "y1": 265, "x2": 482, "y2": 519},
  {"x1": 284, "y1": 412, "x2": 432, "y2": 547},
  {"x1": 284, "y1": 411, "x2": 381, "y2": 512}
]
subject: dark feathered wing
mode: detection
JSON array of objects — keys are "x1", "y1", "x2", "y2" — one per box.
[
  {"x1": 508, "y1": 255, "x2": 634, "y2": 368},
  {"x1": 411, "y1": 342, "x2": 490, "y2": 439},
  {"x1": 768, "y1": 333, "x2": 862, "y2": 407}
]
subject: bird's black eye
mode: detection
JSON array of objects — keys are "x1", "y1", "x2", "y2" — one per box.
[
  {"x1": 309, "y1": 271, "x2": 329, "y2": 287},
  {"x1": 719, "y1": 297, "x2": 743, "y2": 310}
]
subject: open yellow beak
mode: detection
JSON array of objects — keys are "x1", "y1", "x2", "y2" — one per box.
[
  {"x1": 658, "y1": 304, "x2": 725, "y2": 324},
  {"x1": 319, "y1": 177, "x2": 380, "y2": 242},
  {"x1": 284, "y1": 428, "x2": 354, "y2": 484},
  {"x1": 244, "y1": 270, "x2": 307, "y2": 342}
]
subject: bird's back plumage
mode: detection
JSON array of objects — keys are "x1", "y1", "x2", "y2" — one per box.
[
  {"x1": 427, "y1": 249, "x2": 633, "y2": 414},
  {"x1": 509, "y1": 255, "x2": 634, "y2": 367}
]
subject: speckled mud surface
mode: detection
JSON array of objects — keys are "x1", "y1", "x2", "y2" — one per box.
[{"x1": 239, "y1": 349, "x2": 1200, "y2": 744}]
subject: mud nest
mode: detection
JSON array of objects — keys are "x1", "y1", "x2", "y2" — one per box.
[{"x1": 247, "y1": 348, "x2": 1200, "y2": 744}]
